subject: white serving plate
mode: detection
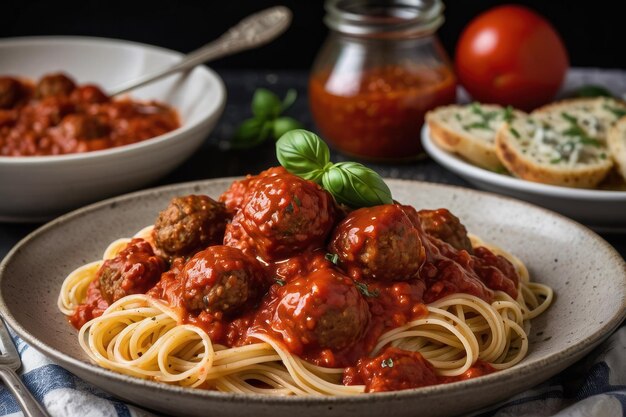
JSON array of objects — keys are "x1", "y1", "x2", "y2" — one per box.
[{"x1": 422, "y1": 125, "x2": 626, "y2": 232}]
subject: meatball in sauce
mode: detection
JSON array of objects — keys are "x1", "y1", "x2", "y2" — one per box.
[
  {"x1": 153, "y1": 195, "x2": 229, "y2": 259},
  {"x1": 329, "y1": 204, "x2": 426, "y2": 281},
  {"x1": 225, "y1": 173, "x2": 337, "y2": 261}
]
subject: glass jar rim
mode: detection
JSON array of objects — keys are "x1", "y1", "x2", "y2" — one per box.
[{"x1": 324, "y1": 0, "x2": 444, "y2": 37}]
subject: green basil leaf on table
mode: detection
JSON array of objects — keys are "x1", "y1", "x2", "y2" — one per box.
[
  {"x1": 273, "y1": 117, "x2": 303, "y2": 139},
  {"x1": 276, "y1": 129, "x2": 331, "y2": 182},
  {"x1": 322, "y1": 162, "x2": 393, "y2": 207},
  {"x1": 281, "y1": 89, "x2": 298, "y2": 112},
  {"x1": 252, "y1": 88, "x2": 283, "y2": 119},
  {"x1": 231, "y1": 118, "x2": 266, "y2": 149}
]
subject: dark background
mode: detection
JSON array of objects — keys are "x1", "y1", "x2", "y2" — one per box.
[{"x1": 1, "y1": 0, "x2": 624, "y2": 70}]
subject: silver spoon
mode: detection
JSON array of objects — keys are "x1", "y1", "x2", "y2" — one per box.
[{"x1": 109, "y1": 6, "x2": 292, "y2": 96}]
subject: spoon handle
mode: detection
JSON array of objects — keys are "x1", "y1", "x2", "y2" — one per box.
[{"x1": 110, "y1": 6, "x2": 292, "y2": 96}]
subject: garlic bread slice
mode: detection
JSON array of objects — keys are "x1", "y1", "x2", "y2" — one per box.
[
  {"x1": 495, "y1": 111, "x2": 613, "y2": 188},
  {"x1": 426, "y1": 103, "x2": 525, "y2": 170}
]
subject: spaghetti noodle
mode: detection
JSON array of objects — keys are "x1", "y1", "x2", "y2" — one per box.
[{"x1": 59, "y1": 225, "x2": 552, "y2": 395}]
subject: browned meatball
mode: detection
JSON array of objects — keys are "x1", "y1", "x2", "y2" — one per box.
[
  {"x1": 153, "y1": 195, "x2": 229, "y2": 258},
  {"x1": 0, "y1": 77, "x2": 23, "y2": 109},
  {"x1": 97, "y1": 238, "x2": 166, "y2": 304},
  {"x1": 35, "y1": 73, "x2": 76, "y2": 99},
  {"x1": 219, "y1": 166, "x2": 288, "y2": 214},
  {"x1": 274, "y1": 268, "x2": 370, "y2": 351},
  {"x1": 416, "y1": 208, "x2": 473, "y2": 253},
  {"x1": 70, "y1": 85, "x2": 109, "y2": 104},
  {"x1": 230, "y1": 173, "x2": 336, "y2": 261},
  {"x1": 329, "y1": 204, "x2": 425, "y2": 281},
  {"x1": 181, "y1": 245, "x2": 265, "y2": 314},
  {"x1": 58, "y1": 114, "x2": 109, "y2": 139}
]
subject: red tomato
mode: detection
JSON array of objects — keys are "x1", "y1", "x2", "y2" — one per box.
[{"x1": 455, "y1": 5, "x2": 569, "y2": 111}]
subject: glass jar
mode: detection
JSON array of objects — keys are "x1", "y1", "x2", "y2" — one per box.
[{"x1": 309, "y1": 0, "x2": 456, "y2": 161}]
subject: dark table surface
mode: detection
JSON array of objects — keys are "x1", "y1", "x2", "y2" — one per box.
[{"x1": 1, "y1": 69, "x2": 625, "y2": 260}]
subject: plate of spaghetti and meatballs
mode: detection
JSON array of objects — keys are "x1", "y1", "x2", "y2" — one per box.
[{"x1": 0, "y1": 131, "x2": 624, "y2": 417}]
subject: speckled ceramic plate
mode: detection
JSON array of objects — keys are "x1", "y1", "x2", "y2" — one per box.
[
  {"x1": 421, "y1": 125, "x2": 626, "y2": 233},
  {"x1": 1, "y1": 179, "x2": 625, "y2": 417}
]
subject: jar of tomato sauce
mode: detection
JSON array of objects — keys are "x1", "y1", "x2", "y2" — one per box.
[{"x1": 309, "y1": 0, "x2": 456, "y2": 161}]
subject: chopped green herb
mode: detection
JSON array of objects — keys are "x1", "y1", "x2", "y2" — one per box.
[
  {"x1": 550, "y1": 157, "x2": 562, "y2": 164},
  {"x1": 561, "y1": 113, "x2": 602, "y2": 147},
  {"x1": 285, "y1": 202, "x2": 294, "y2": 213},
  {"x1": 381, "y1": 358, "x2": 394, "y2": 368},
  {"x1": 561, "y1": 112, "x2": 578, "y2": 124},
  {"x1": 325, "y1": 252, "x2": 339, "y2": 265},
  {"x1": 355, "y1": 281, "x2": 379, "y2": 298},
  {"x1": 454, "y1": 113, "x2": 462, "y2": 121},
  {"x1": 600, "y1": 153, "x2": 607, "y2": 159},
  {"x1": 275, "y1": 279, "x2": 286, "y2": 286},
  {"x1": 503, "y1": 106, "x2": 515, "y2": 123},
  {"x1": 470, "y1": 102, "x2": 482, "y2": 115},
  {"x1": 464, "y1": 122, "x2": 492, "y2": 131},
  {"x1": 293, "y1": 195, "x2": 301, "y2": 207},
  {"x1": 578, "y1": 137, "x2": 602, "y2": 147},
  {"x1": 509, "y1": 127, "x2": 521, "y2": 138},
  {"x1": 603, "y1": 104, "x2": 626, "y2": 119}
]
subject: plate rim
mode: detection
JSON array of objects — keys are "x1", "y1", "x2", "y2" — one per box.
[{"x1": 1, "y1": 177, "x2": 625, "y2": 405}]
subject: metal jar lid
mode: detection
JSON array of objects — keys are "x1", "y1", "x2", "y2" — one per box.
[{"x1": 324, "y1": 0, "x2": 445, "y2": 37}]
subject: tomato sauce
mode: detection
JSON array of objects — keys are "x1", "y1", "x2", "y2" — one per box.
[
  {"x1": 309, "y1": 65, "x2": 456, "y2": 160},
  {"x1": 68, "y1": 171, "x2": 521, "y2": 392},
  {"x1": 0, "y1": 73, "x2": 179, "y2": 156}
]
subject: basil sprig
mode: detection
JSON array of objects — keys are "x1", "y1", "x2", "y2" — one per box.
[
  {"x1": 231, "y1": 88, "x2": 303, "y2": 149},
  {"x1": 276, "y1": 130, "x2": 393, "y2": 207}
]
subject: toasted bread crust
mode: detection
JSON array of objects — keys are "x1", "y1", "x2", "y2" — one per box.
[
  {"x1": 426, "y1": 105, "x2": 506, "y2": 170},
  {"x1": 608, "y1": 117, "x2": 626, "y2": 181}
]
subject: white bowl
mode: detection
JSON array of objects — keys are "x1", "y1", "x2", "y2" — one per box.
[
  {"x1": 421, "y1": 125, "x2": 626, "y2": 232},
  {"x1": 0, "y1": 36, "x2": 226, "y2": 222}
]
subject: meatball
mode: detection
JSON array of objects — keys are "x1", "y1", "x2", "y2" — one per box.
[
  {"x1": 232, "y1": 173, "x2": 336, "y2": 261},
  {"x1": 58, "y1": 114, "x2": 109, "y2": 140},
  {"x1": 274, "y1": 268, "x2": 370, "y2": 351},
  {"x1": 153, "y1": 195, "x2": 229, "y2": 258},
  {"x1": 416, "y1": 208, "x2": 473, "y2": 253},
  {"x1": 219, "y1": 166, "x2": 288, "y2": 213},
  {"x1": 343, "y1": 347, "x2": 438, "y2": 392},
  {"x1": 329, "y1": 204, "x2": 425, "y2": 281},
  {"x1": 70, "y1": 85, "x2": 109, "y2": 104},
  {"x1": 35, "y1": 73, "x2": 76, "y2": 99},
  {"x1": 181, "y1": 245, "x2": 265, "y2": 314},
  {"x1": 0, "y1": 77, "x2": 23, "y2": 109},
  {"x1": 97, "y1": 238, "x2": 166, "y2": 304}
]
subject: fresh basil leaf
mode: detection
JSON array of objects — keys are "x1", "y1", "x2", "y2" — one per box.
[
  {"x1": 231, "y1": 117, "x2": 267, "y2": 149},
  {"x1": 276, "y1": 129, "x2": 331, "y2": 182},
  {"x1": 282, "y1": 89, "x2": 298, "y2": 111},
  {"x1": 273, "y1": 117, "x2": 303, "y2": 139},
  {"x1": 252, "y1": 88, "x2": 282, "y2": 119},
  {"x1": 322, "y1": 162, "x2": 393, "y2": 207},
  {"x1": 571, "y1": 85, "x2": 613, "y2": 98}
]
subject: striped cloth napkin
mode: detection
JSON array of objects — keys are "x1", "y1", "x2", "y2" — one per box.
[{"x1": 1, "y1": 322, "x2": 625, "y2": 417}]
